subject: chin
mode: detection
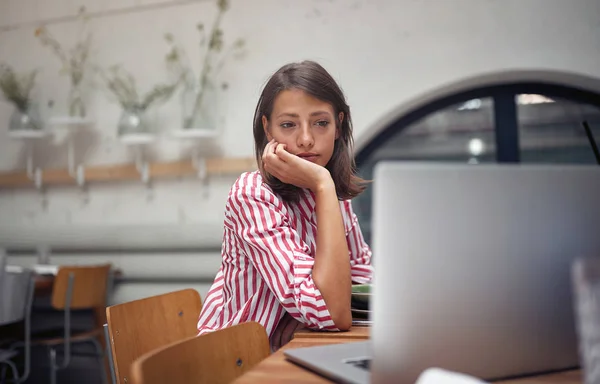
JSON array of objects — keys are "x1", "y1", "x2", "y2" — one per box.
[{"x1": 319, "y1": 157, "x2": 333, "y2": 168}]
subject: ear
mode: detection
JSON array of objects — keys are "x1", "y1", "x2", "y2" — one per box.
[
  {"x1": 262, "y1": 115, "x2": 273, "y2": 141},
  {"x1": 336, "y1": 112, "x2": 344, "y2": 139}
]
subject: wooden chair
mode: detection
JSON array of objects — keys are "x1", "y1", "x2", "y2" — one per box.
[
  {"x1": 106, "y1": 289, "x2": 202, "y2": 384},
  {"x1": 0, "y1": 266, "x2": 35, "y2": 384},
  {"x1": 131, "y1": 321, "x2": 270, "y2": 384},
  {"x1": 31, "y1": 264, "x2": 112, "y2": 384}
]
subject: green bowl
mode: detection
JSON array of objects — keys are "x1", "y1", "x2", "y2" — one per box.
[
  {"x1": 351, "y1": 284, "x2": 372, "y2": 294},
  {"x1": 351, "y1": 284, "x2": 372, "y2": 311},
  {"x1": 351, "y1": 292, "x2": 370, "y2": 304}
]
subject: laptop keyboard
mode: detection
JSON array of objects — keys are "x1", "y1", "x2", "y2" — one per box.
[{"x1": 344, "y1": 358, "x2": 372, "y2": 371}]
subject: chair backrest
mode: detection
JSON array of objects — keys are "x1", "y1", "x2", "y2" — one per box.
[
  {"x1": 52, "y1": 264, "x2": 111, "y2": 310},
  {"x1": 1, "y1": 267, "x2": 34, "y2": 326},
  {"x1": 0, "y1": 249, "x2": 6, "y2": 321},
  {"x1": 106, "y1": 289, "x2": 202, "y2": 384},
  {"x1": 130, "y1": 321, "x2": 270, "y2": 384}
]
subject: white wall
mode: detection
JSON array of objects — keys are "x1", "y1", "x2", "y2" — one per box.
[{"x1": 1, "y1": 0, "x2": 600, "y2": 302}]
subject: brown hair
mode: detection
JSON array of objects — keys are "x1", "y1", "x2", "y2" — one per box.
[{"x1": 253, "y1": 60, "x2": 367, "y2": 203}]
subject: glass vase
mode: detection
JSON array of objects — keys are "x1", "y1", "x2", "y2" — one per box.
[
  {"x1": 181, "y1": 82, "x2": 218, "y2": 134},
  {"x1": 9, "y1": 104, "x2": 43, "y2": 133},
  {"x1": 68, "y1": 82, "x2": 86, "y2": 118},
  {"x1": 117, "y1": 106, "x2": 150, "y2": 137}
]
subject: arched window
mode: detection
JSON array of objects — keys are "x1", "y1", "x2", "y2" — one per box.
[{"x1": 354, "y1": 82, "x2": 600, "y2": 245}]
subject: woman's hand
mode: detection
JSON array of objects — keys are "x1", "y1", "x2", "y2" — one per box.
[{"x1": 262, "y1": 140, "x2": 333, "y2": 192}]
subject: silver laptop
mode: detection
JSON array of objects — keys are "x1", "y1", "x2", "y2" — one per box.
[{"x1": 285, "y1": 163, "x2": 600, "y2": 383}]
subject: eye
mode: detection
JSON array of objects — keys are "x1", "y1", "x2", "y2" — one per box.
[
  {"x1": 315, "y1": 120, "x2": 330, "y2": 127},
  {"x1": 280, "y1": 122, "x2": 295, "y2": 129}
]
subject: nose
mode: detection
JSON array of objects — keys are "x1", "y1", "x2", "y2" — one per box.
[{"x1": 297, "y1": 124, "x2": 314, "y2": 149}]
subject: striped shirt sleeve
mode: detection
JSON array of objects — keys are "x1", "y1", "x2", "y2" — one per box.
[
  {"x1": 226, "y1": 175, "x2": 337, "y2": 331},
  {"x1": 342, "y1": 200, "x2": 374, "y2": 284}
]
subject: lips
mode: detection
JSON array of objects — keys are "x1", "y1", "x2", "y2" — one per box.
[{"x1": 297, "y1": 153, "x2": 319, "y2": 163}]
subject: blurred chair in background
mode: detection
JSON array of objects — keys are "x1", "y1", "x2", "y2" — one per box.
[
  {"x1": 30, "y1": 264, "x2": 111, "y2": 384},
  {"x1": 131, "y1": 321, "x2": 270, "y2": 384},
  {"x1": 0, "y1": 252, "x2": 35, "y2": 383},
  {"x1": 105, "y1": 288, "x2": 202, "y2": 384}
]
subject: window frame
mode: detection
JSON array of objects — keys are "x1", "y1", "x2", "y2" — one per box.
[
  {"x1": 353, "y1": 82, "x2": 600, "y2": 245},
  {"x1": 355, "y1": 83, "x2": 600, "y2": 167}
]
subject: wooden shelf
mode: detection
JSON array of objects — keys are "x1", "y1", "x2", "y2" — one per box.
[{"x1": 0, "y1": 157, "x2": 256, "y2": 188}]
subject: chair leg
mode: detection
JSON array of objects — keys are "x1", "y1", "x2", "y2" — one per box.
[
  {"x1": 49, "y1": 348, "x2": 58, "y2": 384},
  {"x1": 0, "y1": 361, "x2": 20, "y2": 384},
  {"x1": 103, "y1": 324, "x2": 117, "y2": 384},
  {"x1": 5, "y1": 361, "x2": 19, "y2": 384},
  {"x1": 1, "y1": 364, "x2": 7, "y2": 384},
  {"x1": 90, "y1": 338, "x2": 108, "y2": 384}
]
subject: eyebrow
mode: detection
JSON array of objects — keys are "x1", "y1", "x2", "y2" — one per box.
[{"x1": 276, "y1": 111, "x2": 332, "y2": 119}]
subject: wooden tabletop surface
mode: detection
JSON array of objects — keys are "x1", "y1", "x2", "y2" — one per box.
[
  {"x1": 293, "y1": 325, "x2": 370, "y2": 340},
  {"x1": 233, "y1": 326, "x2": 582, "y2": 383},
  {"x1": 34, "y1": 274, "x2": 55, "y2": 292}
]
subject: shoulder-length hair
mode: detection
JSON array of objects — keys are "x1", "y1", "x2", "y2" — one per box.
[{"x1": 253, "y1": 60, "x2": 367, "y2": 203}]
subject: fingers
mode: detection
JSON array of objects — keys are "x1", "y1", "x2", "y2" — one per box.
[
  {"x1": 262, "y1": 140, "x2": 277, "y2": 164},
  {"x1": 274, "y1": 143, "x2": 286, "y2": 153},
  {"x1": 262, "y1": 140, "x2": 287, "y2": 178},
  {"x1": 269, "y1": 140, "x2": 277, "y2": 155},
  {"x1": 266, "y1": 156, "x2": 286, "y2": 177},
  {"x1": 277, "y1": 149, "x2": 298, "y2": 164},
  {"x1": 262, "y1": 139, "x2": 275, "y2": 159},
  {"x1": 274, "y1": 143, "x2": 289, "y2": 162}
]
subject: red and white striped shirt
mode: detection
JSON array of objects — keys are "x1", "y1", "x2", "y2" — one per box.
[{"x1": 197, "y1": 171, "x2": 373, "y2": 341}]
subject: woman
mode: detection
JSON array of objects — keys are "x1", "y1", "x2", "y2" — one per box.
[{"x1": 197, "y1": 60, "x2": 373, "y2": 351}]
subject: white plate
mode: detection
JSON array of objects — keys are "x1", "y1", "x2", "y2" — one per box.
[
  {"x1": 8, "y1": 130, "x2": 51, "y2": 139},
  {"x1": 5, "y1": 265, "x2": 24, "y2": 273},
  {"x1": 48, "y1": 116, "x2": 93, "y2": 127},
  {"x1": 171, "y1": 129, "x2": 218, "y2": 139},
  {"x1": 119, "y1": 133, "x2": 156, "y2": 145},
  {"x1": 32, "y1": 264, "x2": 59, "y2": 275},
  {"x1": 352, "y1": 319, "x2": 372, "y2": 326}
]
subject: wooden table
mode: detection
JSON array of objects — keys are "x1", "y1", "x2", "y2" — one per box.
[
  {"x1": 293, "y1": 325, "x2": 370, "y2": 340},
  {"x1": 35, "y1": 274, "x2": 55, "y2": 293},
  {"x1": 233, "y1": 326, "x2": 582, "y2": 383}
]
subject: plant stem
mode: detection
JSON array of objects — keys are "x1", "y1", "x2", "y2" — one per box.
[{"x1": 188, "y1": 7, "x2": 224, "y2": 128}]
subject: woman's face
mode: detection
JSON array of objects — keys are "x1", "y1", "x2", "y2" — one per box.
[{"x1": 262, "y1": 88, "x2": 342, "y2": 168}]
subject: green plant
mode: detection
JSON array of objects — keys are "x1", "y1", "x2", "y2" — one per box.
[
  {"x1": 35, "y1": 6, "x2": 92, "y2": 117},
  {"x1": 164, "y1": 0, "x2": 246, "y2": 128},
  {"x1": 97, "y1": 65, "x2": 179, "y2": 111},
  {"x1": 0, "y1": 63, "x2": 38, "y2": 112}
]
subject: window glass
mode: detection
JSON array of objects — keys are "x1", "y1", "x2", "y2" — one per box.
[
  {"x1": 354, "y1": 98, "x2": 495, "y2": 244},
  {"x1": 517, "y1": 94, "x2": 600, "y2": 163},
  {"x1": 354, "y1": 90, "x2": 600, "y2": 246}
]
